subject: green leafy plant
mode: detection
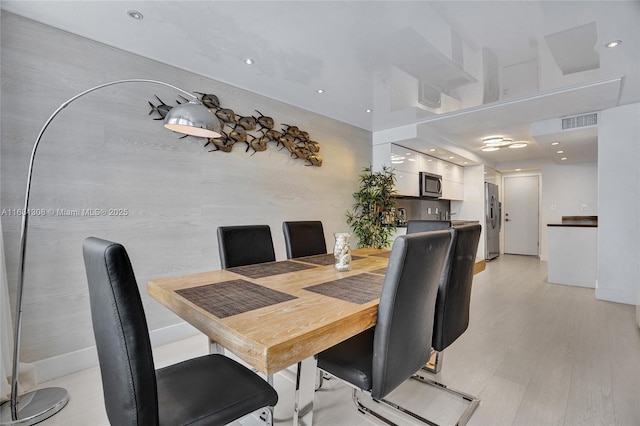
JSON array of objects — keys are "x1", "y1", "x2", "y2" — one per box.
[{"x1": 346, "y1": 165, "x2": 398, "y2": 249}]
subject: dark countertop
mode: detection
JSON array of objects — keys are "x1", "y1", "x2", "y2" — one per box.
[
  {"x1": 394, "y1": 219, "x2": 480, "y2": 228},
  {"x1": 547, "y1": 215, "x2": 597, "y2": 228}
]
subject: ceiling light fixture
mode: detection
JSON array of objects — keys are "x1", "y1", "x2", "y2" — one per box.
[
  {"x1": 317, "y1": 89, "x2": 324, "y2": 94},
  {"x1": 556, "y1": 150, "x2": 564, "y2": 154},
  {"x1": 561, "y1": 157, "x2": 568, "y2": 161},
  {"x1": 127, "y1": 10, "x2": 143, "y2": 20},
  {"x1": 482, "y1": 137, "x2": 527, "y2": 151},
  {"x1": 244, "y1": 58, "x2": 254, "y2": 65},
  {"x1": 482, "y1": 136, "x2": 503, "y2": 145},
  {"x1": 551, "y1": 142, "x2": 560, "y2": 146},
  {"x1": 605, "y1": 40, "x2": 622, "y2": 48},
  {"x1": 509, "y1": 141, "x2": 528, "y2": 149},
  {"x1": 366, "y1": 109, "x2": 372, "y2": 113}
]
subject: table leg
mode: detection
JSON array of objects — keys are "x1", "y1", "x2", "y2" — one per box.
[
  {"x1": 209, "y1": 340, "x2": 225, "y2": 354},
  {"x1": 293, "y1": 356, "x2": 317, "y2": 426}
]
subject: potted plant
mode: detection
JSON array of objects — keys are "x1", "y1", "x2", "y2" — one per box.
[{"x1": 346, "y1": 165, "x2": 398, "y2": 249}]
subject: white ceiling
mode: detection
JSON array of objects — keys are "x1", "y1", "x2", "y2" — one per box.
[{"x1": 2, "y1": 1, "x2": 639, "y2": 169}]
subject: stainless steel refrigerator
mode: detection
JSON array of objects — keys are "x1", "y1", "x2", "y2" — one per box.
[{"x1": 485, "y1": 182, "x2": 501, "y2": 260}]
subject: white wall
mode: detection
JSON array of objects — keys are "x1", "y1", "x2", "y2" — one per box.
[
  {"x1": 496, "y1": 160, "x2": 598, "y2": 261},
  {"x1": 451, "y1": 164, "x2": 485, "y2": 259},
  {"x1": 597, "y1": 103, "x2": 640, "y2": 305},
  {"x1": 539, "y1": 161, "x2": 598, "y2": 261},
  {"x1": 0, "y1": 13, "x2": 372, "y2": 367}
]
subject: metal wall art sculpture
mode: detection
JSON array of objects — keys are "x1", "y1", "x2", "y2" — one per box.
[{"x1": 148, "y1": 93, "x2": 322, "y2": 166}]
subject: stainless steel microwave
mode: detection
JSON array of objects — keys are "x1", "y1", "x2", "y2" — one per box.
[{"x1": 419, "y1": 172, "x2": 442, "y2": 198}]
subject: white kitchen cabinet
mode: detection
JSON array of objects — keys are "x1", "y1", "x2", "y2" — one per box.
[
  {"x1": 441, "y1": 180, "x2": 464, "y2": 200},
  {"x1": 394, "y1": 171, "x2": 420, "y2": 197},
  {"x1": 373, "y1": 143, "x2": 464, "y2": 199},
  {"x1": 437, "y1": 160, "x2": 464, "y2": 183},
  {"x1": 419, "y1": 155, "x2": 438, "y2": 174},
  {"x1": 390, "y1": 144, "x2": 421, "y2": 174}
]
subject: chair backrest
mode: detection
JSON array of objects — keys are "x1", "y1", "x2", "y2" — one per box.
[
  {"x1": 217, "y1": 225, "x2": 276, "y2": 268},
  {"x1": 82, "y1": 237, "x2": 158, "y2": 426},
  {"x1": 371, "y1": 230, "x2": 452, "y2": 400},
  {"x1": 432, "y1": 223, "x2": 482, "y2": 351},
  {"x1": 282, "y1": 221, "x2": 327, "y2": 259},
  {"x1": 406, "y1": 220, "x2": 451, "y2": 234}
]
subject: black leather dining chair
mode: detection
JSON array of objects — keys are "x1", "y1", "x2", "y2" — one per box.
[
  {"x1": 217, "y1": 224, "x2": 276, "y2": 268},
  {"x1": 317, "y1": 230, "x2": 452, "y2": 425},
  {"x1": 83, "y1": 237, "x2": 278, "y2": 426},
  {"x1": 412, "y1": 223, "x2": 482, "y2": 426},
  {"x1": 282, "y1": 220, "x2": 327, "y2": 259},
  {"x1": 406, "y1": 219, "x2": 451, "y2": 234}
]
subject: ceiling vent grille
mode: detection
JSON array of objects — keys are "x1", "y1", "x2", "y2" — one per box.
[
  {"x1": 561, "y1": 112, "x2": 598, "y2": 130},
  {"x1": 418, "y1": 82, "x2": 442, "y2": 109}
]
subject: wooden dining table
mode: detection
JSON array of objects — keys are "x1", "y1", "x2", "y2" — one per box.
[
  {"x1": 147, "y1": 248, "x2": 389, "y2": 425},
  {"x1": 148, "y1": 248, "x2": 485, "y2": 426}
]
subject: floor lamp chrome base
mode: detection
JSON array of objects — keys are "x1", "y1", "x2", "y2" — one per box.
[{"x1": 0, "y1": 387, "x2": 68, "y2": 426}]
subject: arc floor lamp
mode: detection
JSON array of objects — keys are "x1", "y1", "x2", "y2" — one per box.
[{"x1": 0, "y1": 79, "x2": 221, "y2": 425}]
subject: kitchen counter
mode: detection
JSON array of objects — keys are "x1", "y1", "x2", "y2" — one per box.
[
  {"x1": 547, "y1": 216, "x2": 597, "y2": 288},
  {"x1": 547, "y1": 215, "x2": 597, "y2": 227}
]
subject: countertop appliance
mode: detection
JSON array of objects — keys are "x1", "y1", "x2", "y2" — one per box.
[
  {"x1": 485, "y1": 182, "x2": 501, "y2": 260},
  {"x1": 419, "y1": 172, "x2": 442, "y2": 198},
  {"x1": 397, "y1": 208, "x2": 407, "y2": 226}
]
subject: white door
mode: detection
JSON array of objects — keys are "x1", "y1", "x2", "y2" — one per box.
[{"x1": 504, "y1": 175, "x2": 539, "y2": 256}]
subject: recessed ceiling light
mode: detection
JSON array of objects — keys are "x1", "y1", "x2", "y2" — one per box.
[
  {"x1": 427, "y1": 159, "x2": 433, "y2": 162},
  {"x1": 463, "y1": 161, "x2": 469, "y2": 165},
  {"x1": 605, "y1": 40, "x2": 622, "y2": 48},
  {"x1": 429, "y1": 149, "x2": 436, "y2": 152},
  {"x1": 127, "y1": 10, "x2": 143, "y2": 20},
  {"x1": 561, "y1": 157, "x2": 568, "y2": 161},
  {"x1": 366, "y1": 109, "x2": 372, "y2": 113},
  {"x1": 509, "y1": 142, "x2": 528, "y2": 149},
  {"x1": 482, "y1": 146, "x2": 500, "y2": 152},
  {"x1": 551, "y1": 142, "x2": 560, "y2": 146},
  {"x1": 515, "y1": 168, "x2": 522, "y2": 172},
  {"x1": 556, "y1": 150, "x2": 564, "y2": 154},
  {"x1": 317, "y1": 89, "x2": 324, "y2": 94},
  {"x1": 448, "y1": 156, "x2": 455, "y2": 159},
  {"x1": 244, "y1": 58, "x2": 254, "y2": 65}
]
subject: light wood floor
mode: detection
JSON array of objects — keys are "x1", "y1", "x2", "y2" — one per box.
[{"x1": 37, "y1": 255, "x2": 640, "y2": 425}]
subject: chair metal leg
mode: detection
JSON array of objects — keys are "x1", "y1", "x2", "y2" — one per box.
[
  {"x1": 259, "y1": 405, "x2": 274, "y2": 426},
  {"x1": 316, "y1": 369, "x2": 332, "y2": 390},
  {"x1": 352, "y1": 389, "x2": 396, "y2": 426},
  {"x1": 351, "y1": 388, "x2": 440, "y2": 426},
  {"x1": 422, "y1": 349, "x2": 443, "y2": 374},
  {"x1": 411, "y1": 373, "x2": 480, "y2": 426}
]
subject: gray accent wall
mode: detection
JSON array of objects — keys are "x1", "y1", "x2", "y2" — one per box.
[{"x1": 1, "y1": 12, "x2": 372, "y2": 363}]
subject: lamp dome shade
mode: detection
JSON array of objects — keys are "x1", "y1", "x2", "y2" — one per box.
[{"x1": 164, "y1": 101, "x2": 221, "y2": 138}]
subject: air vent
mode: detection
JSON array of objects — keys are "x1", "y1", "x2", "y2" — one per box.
[
  {"x1": 561, "y1": 112, "x2": 598, "y2": 130},
  {"x1": 418, "y1": 82, "x2": 441, "y2": 109}
]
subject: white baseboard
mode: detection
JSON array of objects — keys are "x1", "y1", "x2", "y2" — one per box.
[
  {"x1": 34, "y1": 322, "x2": 200, "y2": 382},
  {"x1": 595, "y1": 287, "x2": 636, "y2": 306}
]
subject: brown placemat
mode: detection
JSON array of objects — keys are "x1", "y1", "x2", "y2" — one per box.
[
  {"x1": 297, "y1": 253, "x2": 365, "y2": 266},
  {"x1": 369, "y1": 251, "x2": 392, "y2": 258},
  {"x1": 227, "y1": 260, "x2": 316, "y2": 279},
  {"x1": 304, "y1": 273, "x2": 384, "y2": 304},
  {"x1": 176, "y1": 279, "x2": 297, "y2": 318},
  {"x1": 370, "y1": 267, "x2": 388, "y2": 275}
]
